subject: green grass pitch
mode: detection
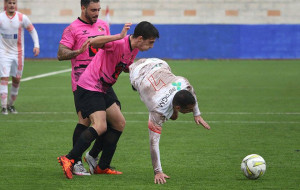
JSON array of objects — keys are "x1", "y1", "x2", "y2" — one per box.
[{"x1": 0, "y1": 59, "x2": 299, "y2": 190}]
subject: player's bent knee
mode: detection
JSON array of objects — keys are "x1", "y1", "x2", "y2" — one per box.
[
  {"x1": 113, "y1": 119, "x2": 126, "y2": 132},
  {"x1": 78, "y1": 117, "x2": 91, "y2": 126},
  {"x1": 91, "y1": 119, "x2": 108, "y2": 135},
  {"x1": 92, "y1": 124, "x2": 107, "y2": 135}
]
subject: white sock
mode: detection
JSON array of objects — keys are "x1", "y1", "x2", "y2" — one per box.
[
  {"x1": 0, "y1": 80, "x2": 8, "y2": 108},
  {"x1": 8, "y1": 82, "x2": 19, "y2": 106}
]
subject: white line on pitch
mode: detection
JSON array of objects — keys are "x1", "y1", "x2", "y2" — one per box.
[
  {"x1": 204, "y1": 112, "x2": 300, "y2": 115},
  {"x1": 8, "y1": 68, "x2": 71, "y2": 84},
  {"x1": 15, "y1": 111, "x2": 300, "y2": 115},
  {"x1": 2, "y1": 120, "x2": 300, "y2": 124}
]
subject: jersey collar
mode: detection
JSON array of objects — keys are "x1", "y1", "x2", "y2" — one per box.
[
  {"x1": 128, "y1": 35, "x2": 133, "y2": 52},
  {"x1": 6, "y1": 11, "x2": 16, "y2": 19},
  {"x1": 78, "y1": 17, "x2": 93, "y2": 25}
]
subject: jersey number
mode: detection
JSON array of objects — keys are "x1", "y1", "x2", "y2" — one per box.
[{"x1": 148, "y1": 74, "x2": 166, "y2": 91}]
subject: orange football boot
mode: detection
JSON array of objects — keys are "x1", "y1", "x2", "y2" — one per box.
[
  {"x1": 94, "y1": 165, "x2": 123, "y2": 175},
  {"x1": 57, "y1": 155, "x2": 74, "y2": 179}
]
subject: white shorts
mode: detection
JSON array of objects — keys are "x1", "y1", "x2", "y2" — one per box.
[{"x1": 0, "y1": 55, "x2": 24, "y2": 78}]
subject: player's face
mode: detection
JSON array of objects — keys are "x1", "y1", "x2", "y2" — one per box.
[
  {"x1": 137, "y1": 37, "x2": 156, "y2": 52},
  {"x1": 84, "y1": 2, "x2": 101, "y2": 24},
  {"x1": 178, "y1": 104, "x2": 195, "y2": 114},
  {"x1": 5, "y1": 0, "x2": 17, "y2": 15}
]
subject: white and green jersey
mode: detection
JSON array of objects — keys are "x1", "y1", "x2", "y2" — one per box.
[
  {"x1": 129, "y1": 58, "x2": 201, "y2": 126},
  {"x1": 129, "y1": 58, "x2": 201, "y2": 174}
]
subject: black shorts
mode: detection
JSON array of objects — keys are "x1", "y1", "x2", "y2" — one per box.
[
  {"x1": 73, "y1": 86, "x2": 121, "y2": 113},
  {"x1": 74, "y1": 86, "x2": 117, "y2": 119}
]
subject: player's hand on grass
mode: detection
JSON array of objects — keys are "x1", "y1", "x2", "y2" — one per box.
[
  {"x1": 33, "y1": 47, "x2": 40, "y2": 56},
  {"x1": 194, "y1": 115, "x2": 210, "y2": 130},
  {"x1": 154, "y1": 172, "x2": 170, "y2": 184},
  {"x1": 120, "y1": 23, "x2": 132, "y2": 39}
]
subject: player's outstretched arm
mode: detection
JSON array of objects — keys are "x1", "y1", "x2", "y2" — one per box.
[
  {"x1": 148, "y1": 123, "x2": 171, "y2": 184},
  {"x1": 57, "y1": 40, "x2": 89, "y2": 61},
  {"x1": 90, "y1": 23, "x2": 132, "y2": 48},
  {"x1": 194, "y1": 115, "x2": 211, "y2": 130},
  {"x1": 28, "y1": 27, "x2": 40, "y2": 56}
]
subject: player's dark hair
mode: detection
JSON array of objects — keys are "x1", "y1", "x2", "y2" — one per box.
[
  {"x1": 172, "y1": 90, "x2": 196, "y2": 108},
  {"x1": 133, "y1": 21, "x2": 159, "y2": 40},
  {"x1": 81, "y1": 0, "x2": 99, "y2": 7}
]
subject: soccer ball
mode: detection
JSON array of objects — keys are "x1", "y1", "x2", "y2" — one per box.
[{"x1": 241, "y1": 154, "x2": 266, "y2": 179}]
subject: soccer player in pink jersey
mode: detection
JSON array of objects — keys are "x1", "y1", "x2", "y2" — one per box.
[
  {"x1": 0, "y1": 0, "x2": 40, "y2": 115},
  {"x1": 58, "y1": 21, "x2": 159, "y2": 179},
  {"x1": 129, "y1": 58, "x2": 210, "y2": 184},
  {"x1": 57, "y1": 0, "x2": 121, "y2": 176}
]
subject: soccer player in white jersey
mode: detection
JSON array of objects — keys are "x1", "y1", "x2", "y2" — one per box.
[
  {"x1": 0, "y1": 0, "x2": 40, "y2": 115},
  {"x1": 129, "y1": 58, "x2": 211, "y2": 184}
]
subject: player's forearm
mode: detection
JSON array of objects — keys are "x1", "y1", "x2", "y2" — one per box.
[
  {"x1": 193, "y1": 102, "x2": 201, "y2": 116},
  {"x1": 149, "y1": 129, "x2": 163, "y2": 174},
  {"x1": 29, "y1": 28, "x2": 40, "y2": 48},
  {"x1": 89, "y1": 34, "x2": 123, "y2": 48},
  {"x1": 188, "y1": 84, "x2": 201, "y2": 116},
  {"x1": 57, "y1": 44, "x2": 80, "y2": 61}
]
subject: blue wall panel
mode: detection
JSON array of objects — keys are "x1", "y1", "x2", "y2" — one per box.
[{"x1": 24, "y1": 24, "x2": 300, "y2": 59}]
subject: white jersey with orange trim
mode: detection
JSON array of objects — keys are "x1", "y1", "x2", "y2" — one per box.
[
  {"x1": 129, "y1": 58, "x2": 201, "y2": 126},
  {"x1": 0, "y1": 11, "x2": 39, "y2": 57},
  {"x1": 129, "y1": 58, "x2": 201, "y2": 174}
]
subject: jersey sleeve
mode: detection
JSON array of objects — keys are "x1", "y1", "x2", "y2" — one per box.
[
  {"x1": 148, "y1": 111, "x2": 165, "y2": 174},
  {"x1": 22, "y1": 14, "x2": 34, "y2": 32},
  {"x1": 185, "y1": 81, "x2": 201, "y2": 116},
  {"x1": 103, "y1": 39, "x2": 119, "y2": 52},
  {"x1": 149, "y1": 129, "x2": 163, "y2": 174},
  {"x1": 149, "y1": 111, "x2": 165, "y2": 129},
  {"x1": 22, "y1": 14, "x2": 39, "y2": 48},
  {"x1": 59, "y1": 25, "x2": 75, "y2": 49}
]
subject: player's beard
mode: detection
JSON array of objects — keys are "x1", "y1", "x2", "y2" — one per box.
[
  {"x1": 7, "y1": 5, "x2": 16, "y2": 15},
  {"x1": 85, "y1": 12, "x2": 98, "y2": 24},
  {"x1": 7, "y1": 9, "x2": 15, "y2": 16}
]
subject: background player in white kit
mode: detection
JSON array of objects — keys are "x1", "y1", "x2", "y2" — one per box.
[
  {"x1": 129, "y1": 58, "x2": 211, "y2": 184},
  {"x1": 0, "y1": 0, "x2": 40, "y2": 115}
]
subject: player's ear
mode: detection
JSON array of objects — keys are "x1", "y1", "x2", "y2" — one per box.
[
  {"x1": 81, "y1": 5, "x2": 86, "y2": 12},
  {"x1": 174, "y1": 105, "x2": 180, "y2": 111},
  {"x1": 137, "y1": 36, "x2": 143, "y2": 42}
]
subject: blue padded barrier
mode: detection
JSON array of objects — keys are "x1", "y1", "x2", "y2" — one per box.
[{"x1": 24, "y1": 24, "x2": 300, "y2": 59}]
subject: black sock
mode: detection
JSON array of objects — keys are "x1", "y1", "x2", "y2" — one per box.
[
  {"x1": 67, "y1": 127, "x2": 98, "y2": 161},
  {"x1": 98, "y1": 127, "x2": 122, "y2": 170},
  {"x1": 89, "y1": 123, "x2": 114, "y2": 158},
  {"x1": 73, "y1": 123, "x2": 88, "y2": 147},
  {"x1": 89, "y1": 132, "x2": 105, "y2": 158}
]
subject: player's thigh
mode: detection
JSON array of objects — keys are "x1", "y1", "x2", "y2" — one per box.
[
  {"x1": 75, "y1": 86, "x2": 106, "y2": 119},
  {"x1": 73, "y1": 91, "x2": 91, "y2": 126},
  {"x1": 89, "y1": 110, "x2": 107, "y2": 135},
  {"x1": 106, "y1": 103, "x2": 126, "y2": 132},
  {"x1": 10, "y1": 56, "x2": 23, "y2": 78},
  {"x1": 77, "y1": 111, "x2": 91, "y2": 126},
  {"x1": 0, "y1": 56, "x2": 13, "y2": 77}
]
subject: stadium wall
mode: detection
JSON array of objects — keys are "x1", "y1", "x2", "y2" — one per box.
[
  {"x1": 1, "y1": 0, "x2": 299, "y2": 59},
  {"x1": 25, "y1": 23, "x2": 300, "y2": 59}
]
